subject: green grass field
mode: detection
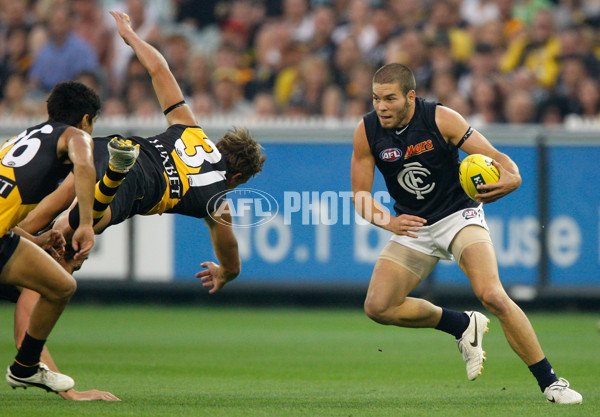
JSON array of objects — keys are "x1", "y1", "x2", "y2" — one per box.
[{"x1": 0, "y1": 305, "x2": 597, "y2": 416}]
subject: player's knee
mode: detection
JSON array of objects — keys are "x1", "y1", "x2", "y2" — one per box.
[
  {"x1": 476, "y1": 286, "x2": 510, "y2": 316},
  {"x1": 364, "y1": 298, "x2": 396, "y2": 325},
  {"x1": 46, "y1": 275, "x2": 77, "y2": 304}
]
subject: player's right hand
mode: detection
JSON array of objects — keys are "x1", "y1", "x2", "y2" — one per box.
[
  {"x1": 71, "y1": 224, "x2": 95, "y2": 260},
  {"x1": 387, "y1": 214, "x2": 427, "y2": 238},
  {"x1": 109, "y1": 10, "x2": 134, "y2": 42},
  {"x1": 60, "y1": 389, "x2": 121, "y2": 401}
]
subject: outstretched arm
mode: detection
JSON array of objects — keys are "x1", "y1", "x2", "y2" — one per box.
[
  {"x1": 196, "y1": 203, "x2": 241, "y2": 294},
  {"x1": 110, "y1": 10, "x2": 196, "y2": 126},
  {"x1": 14, "y1": 289, "x2": 120, "y2": 401}
]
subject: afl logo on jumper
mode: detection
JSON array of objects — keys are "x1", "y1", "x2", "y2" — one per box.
[
  {"x1": 397, "y1": 162, "x2": 435, "y2": 200},
  {"x1": 379, "y1": 148, "x2": 402, "y2": 162}
]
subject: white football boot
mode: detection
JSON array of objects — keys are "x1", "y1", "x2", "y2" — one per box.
[
  {"x1": 457, "y1": 311, "x2": 490, "y2": 380},
  {"x1": 6, "y1": 363, "x2": 74, "y2": 392},
  {"x1": 543, "y1": 378, "x2": 582, "y2": 404},
  {"x1": 108, "y1": 137, "x2": 140, "y2": 173}
]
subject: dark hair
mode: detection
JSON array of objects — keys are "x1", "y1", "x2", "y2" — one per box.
[
  {"x1": 216, "y1": 127, "x2": 266, "y2": 182},
  {"x1": 373, "y1": 63, "x2": 416, "y2": 96},
  {"x1": 47, "y1": 81, "x2": 101, "y2": 126}
]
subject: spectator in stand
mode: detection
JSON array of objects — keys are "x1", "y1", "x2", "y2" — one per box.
[
  {"x1": 500, "y1": 8, "x2": 561, "y2": 88},
  {"x1": 332, "y1": 0, "x2": 377, "y2": 55},
  {"x1": 344, "y1": 97, "x2": 369, "y2": 119},
  {"x1": 0, "y1": 27, "x2": 32, "y2": 101},
  {"x1": 184, "y1": 52, "x2": 213, "y2": 96},
  {"x1": 565, "y1": 77, "x2": 600, "y2": 126},
  {"x1": 460, "y1": 0, "x2": 500, "y2": 27},
  {"x1": 102, "y1": 96, "x2": 128, "y2": 117},
  {"x1": 494, "y1": 0, "x2": 525, "y2": 41},
  {"x1": 286, "y1": 54, "x2": 341, "y2": 117},
  {"x1": 29, "y1": 5, "x2": 99, "y2": 92},
  {"x1": 332, "y1": 36, "x2": 363, "y2": 93},
  {"x1": 282, "y1": 0, "x2": 314, "y2": 43},
  {"x1": 388, "y1": 0, "x2": 427, "y2": 34},
  {"x1": 555, "y1": 56, "x2": 588, "y2": 106},
  {"x1": 458, "y1": 43, "x2": 500, "y2": 99},
  {"x1": 503, "y1": 89, "x2": 536, "y2": 124},
  {"x1": 445, "y1": 93, "x2": 473, "y2": 122},
  {"x1": 273, "y1": 39, "x2": 309, "y2": 108},
  {"x1": 251, "y1": 92, "x2": 278, "y2": 118},
  {"x1": 0, "y1": 73, "x2": 42, "y2": 118},
  {"x1": 471, "y1": 19, "x2": 508, "y2": 54},
  {"x1": 72, "y1": 0, "x2": 112, "y2": 69},
  {"x1": 367, "y1": 5, "x2": 396, "y2": 68},
  {"x1": 343, "y1": 60, "x2": 373, "y2": 113},
  {"x1": 212, "y1": 67, "x2": 253, "y2": 117},
  {"x1": 246, "y1": 23, "x2": 291, "y2": 100},
  {"x1": 308, "y1": 5, "x2": 337, "y2": 62},
  {"x1": 219, "y1": 0, "x2": 266, "y2": 51},
  {"x1": 163, "y1": 33, "x2": 191, "y2": 87},
  {"x1": 422, "y1": 0, "x2": 473, "y2": 63},
  {"x1": 384, "y1": 31, "x2": 431, "y2": 95},
  {"x1": 557, "y1": 26, "x2": 600, "y2": 79},
  {"x1": 171, "y1": 0, "x2": 219, "y2": 30},
  {"x1": 430, "y1": 70, "x2": 459, "y2": 104},
  {"x1": 0, "y1": 1, "x2": 32, "y2": 59},
  {"x1": 190, "y1": 91, "x2": 215, "y2": 118},
  {"x1": 469, "y1": 76, "x2": 504, "y2": 127}
]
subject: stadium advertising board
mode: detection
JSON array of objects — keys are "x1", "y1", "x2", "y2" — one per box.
[{"x1": 172, "y1": 143, "x2": 599, "y2": 288}]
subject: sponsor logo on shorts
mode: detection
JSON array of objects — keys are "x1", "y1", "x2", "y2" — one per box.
[
  {"x1": 462, "y1": 208, "x2": 478, "y2": 219},
  {"x1": 379, "y1": 148, "x2": 402, "y2": 162}
]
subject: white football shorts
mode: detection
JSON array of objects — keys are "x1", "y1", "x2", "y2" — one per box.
[{"x1": 389, "y1": 205, "x2": 489, "y2": 261}]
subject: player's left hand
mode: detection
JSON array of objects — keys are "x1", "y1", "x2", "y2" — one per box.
[
  {"x1": 196, "y1": 262, "x2": 227, "y2": 294},
  {"x1": 60, "y1": 389, "x2": 121, "y2": 401},
  {"x1": 474, "y1": 159, "x2": 521, "y2": 204},
  {"x1": 72, "y1": 224, "x2": 95, "y2": 260}
]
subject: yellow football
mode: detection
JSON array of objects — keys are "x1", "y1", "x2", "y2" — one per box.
[{"x1": 459, "y1": 154, "x2": 500, "y2": 200}]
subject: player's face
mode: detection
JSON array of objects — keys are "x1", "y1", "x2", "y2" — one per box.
[{"x1": 372, "y1": 83, "x2": 414, "y2": 128}]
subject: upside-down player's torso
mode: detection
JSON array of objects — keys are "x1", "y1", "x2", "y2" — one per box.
[
  {"x1": 123, "y1": 124, "x2": 229, "y2": 219},
  {"x1": 363, "y1": 98, "x2": 477, "y2": 224}
]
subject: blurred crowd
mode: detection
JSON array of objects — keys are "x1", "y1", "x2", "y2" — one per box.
[{"x1": 0, "y1": 0, "x2": 599, "y2": 127}]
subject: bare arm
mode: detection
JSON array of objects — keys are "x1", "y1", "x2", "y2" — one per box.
[
  {"x1": 436, "y1": 105, "x2": 522, "y2": 203},
  {"x1": 18, "y1": 173, "x2": 76, "y2": 234},
  {"x1": 110, "y1": 10, "x2": 196, "y2": 126},
  {"x1": 195, "y1": 203, "x2": 241, "y2": 294},
  {"x1": 11, "y1": 227, "x2": 65, "y2": 259},
  {"x1": 57, "y1": 127, "x2": 96, "y2": 259},
  {"x1": 351, "y1": 120, "x2": 426, "y2": 237}
]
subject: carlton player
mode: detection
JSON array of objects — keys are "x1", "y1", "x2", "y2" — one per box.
[{"x1": 350, "y1": 63, "x2": 581, "y2": 404}]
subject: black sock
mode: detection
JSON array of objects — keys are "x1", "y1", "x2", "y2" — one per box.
[
  {"x1": 10, "y1": 333, "x2": 46, "y2": 377},
  {"x1": 528, "y1": 357, "x2": 558, "y2": 392},
  {"x1": 435, "y1": 308, "x2": 470, "y2": 339}
]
